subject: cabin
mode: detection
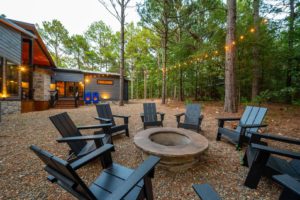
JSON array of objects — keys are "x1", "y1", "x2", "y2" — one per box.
[
  {"x1": 52, "y1": 68, "x2": 128, "y2": 102},
  {"x1": 0, "y1": 17, "x2": 56, "y2": 114},
  {"x1": 0, "y1": 17, "x2": 128, "y2": 117}
]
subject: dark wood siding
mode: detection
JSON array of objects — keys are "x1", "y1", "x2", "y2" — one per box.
[
  {"x1": 0, "y1": 24, "x2": 22, "y2": 64},
  {"x1": 85, "y1": 76, "x2": 128, "y2": 100},
  {"x1": 52, "y1": 71, "x2": 84, "y2": 83}
]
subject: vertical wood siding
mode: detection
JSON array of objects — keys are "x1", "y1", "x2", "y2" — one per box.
[{"x1": 0, "y1": 24, "x2": 22, "y2": 64}]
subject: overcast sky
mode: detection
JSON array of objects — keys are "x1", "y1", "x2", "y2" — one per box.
[{"x1": 1, "y1": 0, "x2": 141, "y2": 34}]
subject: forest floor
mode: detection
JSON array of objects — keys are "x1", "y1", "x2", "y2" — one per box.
[{"x1": 1, "y1": 100, "x2": 300, "y2": 200}]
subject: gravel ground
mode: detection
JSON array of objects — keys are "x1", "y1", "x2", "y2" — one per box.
[{"x1": 0, "y1": 100, "x2": 299, "y2": 200}]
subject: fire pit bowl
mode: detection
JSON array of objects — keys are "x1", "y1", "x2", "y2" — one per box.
[{"x1": 134, "y1": 127, "x2": 209, "y2": 172}]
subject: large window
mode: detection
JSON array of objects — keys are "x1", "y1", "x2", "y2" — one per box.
[
  {"x1": 6, "y1": 60, "x2": 19, "y2": 96},
  {"x1": 0, "y1": 57, "x2": 3, "y2": 95}
]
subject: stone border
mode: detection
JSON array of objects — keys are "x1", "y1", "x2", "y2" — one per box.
[{"x1": 134, "y1": 127, "x2": 209, "y2": 171}]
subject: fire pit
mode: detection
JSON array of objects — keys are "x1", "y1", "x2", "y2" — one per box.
[{"x1": 134, "y1": 127, "x2": 209, "y2": 172}]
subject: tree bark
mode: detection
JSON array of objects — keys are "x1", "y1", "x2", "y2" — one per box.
[
  {"x1": 179, "y1": 67, "x2": 184, "y2": 101},
  {"x1": 144, "y1": 69, "x2": 147, "y2": 99},
  {"x1": 161, "y1": 0, "x2": 168, "y2": 104},
  {"x1": 286, "y1": 0, "x2": 295, "y2": 103},
  {"x1": 119, "y1": 0, "x2": 125, "y2": 106},
  {"x1": 224, "y1": 0, "x2": 238, "y2": 113},
  {"x1": 251, "y1": 0, "x2": 261, "y2": 101}
]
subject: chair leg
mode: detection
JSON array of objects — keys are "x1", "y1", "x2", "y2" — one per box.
[
  {"x1": 279, "y1": 189, "x2": 299, "y2": 200},
  {"x1": 216, "y1": 130, "x2": 221, "y2": 141},
  {"x1": 125, "y1": 128, "x2": 129, "y2": 137},
  {"x1": 244, "y1": 151, "x2": 270, "y2": 189}
]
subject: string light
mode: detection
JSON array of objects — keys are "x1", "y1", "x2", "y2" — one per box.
[
  {"x1": 250, "y1": 28, "x2": 255, "y2": 33},
  {"x1": 240, "y1": 35, "x2": 244, "y2": 40}
]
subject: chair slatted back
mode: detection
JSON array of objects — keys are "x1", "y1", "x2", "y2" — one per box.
[
  {"x1": 236, "y1": 106, "x2": 268, "y2": 137},
  {"x1": 49, "y1": 112, "x2": 86, "y2": 154},
  {"x1": 143, "y1": 103, "x2": 157, "y2": 122},
  {"x1": 96, "y1": 104, "x2": 116, "y2": 126},
  {"x1": 184, "y1": 104, "x2": 201, "y2": 125},
  {"x1": 30, "y1": 145, "x2": 96, "y2": 200}
]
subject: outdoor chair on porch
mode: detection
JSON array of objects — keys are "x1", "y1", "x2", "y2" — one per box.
[
  {"x1": 140, "y1": 103, "x2": 165, "y2": 129},
  {"x1": 49, "y1": 112, "x2": 112, "y2": 162},
  {"x1": 175, "y1": 104, "x2": 204, "y2": 133},
  {"x1": 30, "y1": 144, "x2": 160, "y2": 200},
  {"x1": 216, "y1": 106, "x2": 268, "y2": 149},
  {"x1": 243, "y1": 132, "x2": 300, "y2": 189},
  {"x1": 95, "y1": 103, "x2": 130, "y2": 137}
]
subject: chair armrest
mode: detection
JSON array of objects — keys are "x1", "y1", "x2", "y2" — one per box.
[
  {"x1": 175, "y1": 113, "x2": 185, "y2": 117},
  {"x1": 106, "y1": 156, "x2": 160, "y2": 200},
  {"x1": 251, "y1": 143, "x2": 300, "y2": 160},
  {"x1": 192, "y1": 184, "x2": 221, "y2": 200},
  {"x1": 70, "y1": 144, "x2": 114, "y2": 170},
  {"x1": 216, "y1": 117, "x2": 240, "y2": 121},
  {"x1": 157, "y1": 112, "x2": 165, "y2": 121},
  {"x1": 94, "y1": 117, "x2": 112, "y2": 122},
  {"x1": 273, "y1": 174, "x2": 300, "y2": 196},
  {"x1": 157, "y1": 112, "x2": 165, "y2": 116},
  {"x1": 250, "y1": 132, "x2": 300, "y2": 145},
  {"x1": 56, "y1": 134, "x2": 106, "y2": 143},
  {"x1": 240, "y1": 124, "x2": 268, "y2": 128},
  {"x1": 113, "y1": 114, "x2": 130, "y2": 118},
  {"x1": 77, "y1": 123, "x2": 112, "y2": 130}
]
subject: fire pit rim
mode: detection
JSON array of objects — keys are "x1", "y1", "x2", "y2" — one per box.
[{"x1": 134, "y1": 127, "x2": 209, "y2": 157}]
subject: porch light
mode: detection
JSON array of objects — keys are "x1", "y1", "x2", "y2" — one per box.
[
  {"x1": 19, "y1": 66, "x2": 26, "y2": 72},
  {"x1": 101, "y1": 93, "x2": 110, "y2": 100},
  {"x1": 85, "y1": 78, "x2": 90, "y2": 83}
]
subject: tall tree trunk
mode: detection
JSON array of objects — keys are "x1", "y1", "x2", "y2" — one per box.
[
  {"x1": 131, "y1": 65, "x2": 134, "y2": 99},
  {"x1": 251, "y1": 0, "x2": 261, "y2": 101},
  {"x1": 161, "y1": 0, "x2": 168, "y2": 104},
  {"x1": 119, "y1": 0, "x2": 125, "y2": 106},
  {"x1": 224, "y1": 0, "x2": 238, "y2": 113},
  {"x1": 144, "y1": 69, "x2": 147, "y2": 99},
  {"x1": 179, "y1": 68, "x2": 184, "y2": 101},
  {"x1": 286, "y1": 0, "x2": 295, "y2": 103}
]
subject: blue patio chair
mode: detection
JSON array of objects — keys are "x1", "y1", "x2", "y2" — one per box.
[
  {"x1": 92, "y1": 92, "x2": 100, "y2": 104},
  {"x1": 84, "y1": 91, "x2": 92, "y2": 104}
]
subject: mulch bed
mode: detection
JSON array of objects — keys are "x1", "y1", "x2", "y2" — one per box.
[{"x1": 0, "y1": 100, "x2": 299, "y2": 199}]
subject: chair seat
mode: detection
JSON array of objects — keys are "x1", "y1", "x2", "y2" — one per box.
[
  {"x1": 218, "y1": 127, "x2": 240, "y2": 144},
  {"x1": 90, "y1": 163, "x2": 144, "y2": 200},
  {"x1": 266, "y1": 157, "x2": 300, "y2": 179}
]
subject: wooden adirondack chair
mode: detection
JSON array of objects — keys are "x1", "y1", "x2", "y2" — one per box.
[
  {"x1": 49, "y1": 112, "x2": 113, "y2": 161},
  {"x1": 192, "y1": 184, "x2": 221, "y2": 200},
  {"x1": 216, "y1": 106, "x2": 268, "y2": 149},
  {"x1": 243, "y1": 132, "x2": 300, "y2": 189},
  {"x1": 30, "y1": 144, "x2": 160, "y2": 200},
  {"x1": 95, "y1": 103, "x2": 130, "y2": 137},
  {"x1": 175, "y1": 104, "x2": 204, "y2": 133},
  {"x1": 140, "y1": 103, "x2": 165, "y2": 129},
  {"x1": 273, "y1": 174, "x2": 300, "y2": 200}
]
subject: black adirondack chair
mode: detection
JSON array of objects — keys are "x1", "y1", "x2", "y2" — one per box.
[
  {"x1": 243, "y1": 132, "x2": 300, "y2": 189},
  {"x1": 175, "y1": 104, "x2": 204, "y2": 133},
  {"x1": 216, "y1": 106, "x2": 268, "y2": 149},
  {"x1": 140, "y1": 103, "x2": 165, "y2": 129},
  {"x1": 30, "y1": 144, "x2": 160, "y2": 200},
  {"x1": 192, "y1": 184, "x2": 221, "y2": 200},
  {"x1": 273, "y1": 174, "x2": 300, "y2": 200},
  {"x1": 95, "y1": 103, "x2": 130, "y2": 137},
  {"x1": 49, "y1": 112, "x2": 113, "y2": 161}
]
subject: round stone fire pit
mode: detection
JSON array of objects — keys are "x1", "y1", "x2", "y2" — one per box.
[{"x1": 134, "y1": 127, "x2": 209, "y2": 172}]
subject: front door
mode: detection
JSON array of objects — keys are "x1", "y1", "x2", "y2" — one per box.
[{"x1": 56, "y1": 81, "x2": 84, "y2": 98}]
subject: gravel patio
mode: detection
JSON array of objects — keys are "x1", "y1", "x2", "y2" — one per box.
[{"x1": 1, "y1": 100, "x2": 299, "y2": 200}]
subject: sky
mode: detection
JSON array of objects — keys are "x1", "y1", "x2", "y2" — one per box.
[{"x1": 1, "y1": 0, "x2": 141, "y2": 34}]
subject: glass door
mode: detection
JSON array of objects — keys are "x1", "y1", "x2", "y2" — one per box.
[{"x1": 56, "y1": 81, "x2": 65, "y2": 97}]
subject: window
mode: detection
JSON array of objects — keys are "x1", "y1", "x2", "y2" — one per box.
[
  {"x1": 6, "y1": 60, "x2": 19, "y2": 96},
  {"x1": 0, "y1": 57, "x2": 3, "y2": 95},
  {"x1": 97, "y1": 80, "x2": 113, "y2": 85}
]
